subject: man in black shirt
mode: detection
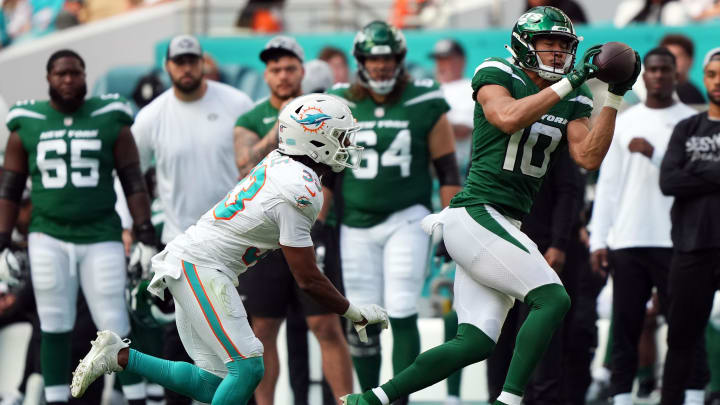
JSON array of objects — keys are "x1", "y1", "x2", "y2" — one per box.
[{"x1": 659, "y1": 47, "x2": 720, "y2": 405}]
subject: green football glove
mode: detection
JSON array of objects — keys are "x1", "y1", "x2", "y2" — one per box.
[
  {"x1": 608, "y1": 50, "x2": 641, "y2": 96},
  {"x1": 566, "y1": 45, "x2": 602, "y2": 89}
]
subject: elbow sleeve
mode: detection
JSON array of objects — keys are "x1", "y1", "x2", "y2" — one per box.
[
  {"x1": 0, "y1": 169, "x2": 27, "y2": 203},
  {"x1": 432, "y1": 153, "x2": 461, "y2": 187},
  {"x1": 117, "y1": 163, "x2": 148, "y2": 197}
]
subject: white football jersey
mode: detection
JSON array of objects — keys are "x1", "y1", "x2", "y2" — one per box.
[{"x1": 150, "y1": 151, "x2": 324, "y2": 289}]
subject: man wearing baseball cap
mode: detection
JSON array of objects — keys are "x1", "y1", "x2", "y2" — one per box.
[
  {"x1": 234, "y1": 35, "x2": 354, "y2": 405},
  {"x1": 429, "y1": 39, "x2": 473, "y2": 174},
  {"x1": 131, "y1": 35, "x2": 254, "y2": 403},
  {"x1": 659, "y1": 47, "x2": 720, "y2": 405}
]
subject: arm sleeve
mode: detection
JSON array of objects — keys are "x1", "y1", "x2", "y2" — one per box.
[
  {"x1": 130, "y1": 108, "x2": 154, "y2": 173},
  {"x1": 549, "y1": 148, "x2": 584, "y2": 251},
  {"x1": 588, "y1": 134, "x2": 623, "y2": 251},
  {"x1": 660, "y1": 119, "x2": 720, "y2": 197},
  {"x1": 266, "y1": 201, "x2": 314, "y2": 248}
]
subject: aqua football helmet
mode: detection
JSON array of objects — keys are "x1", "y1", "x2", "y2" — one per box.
[{"x1": 507, "y1": 6, "x2": 580, "y2": 81}]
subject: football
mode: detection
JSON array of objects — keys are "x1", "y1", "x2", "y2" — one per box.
[{"x1": 592, "y1": 42, "x2": 636, "y2": 84}]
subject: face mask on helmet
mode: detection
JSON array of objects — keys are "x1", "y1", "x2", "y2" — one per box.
[
  {"x1": 277, "y1": 94, "x2": 363, "y2": 172},
  {"x1": 353, "y1": 21, "x2": 407, "y2": 95},
  {"x1": 506, "y1": 7, "x2": 580, "y2": 82}
]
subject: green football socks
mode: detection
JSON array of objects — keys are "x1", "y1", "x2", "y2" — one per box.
[
  {"x1": 443, "y1": 310, "x2": 462, "y2": 397},
  {"x1": 41, "y1": 331, "x2": 72, "y2": 403},
  {"x1": 389, "y1": 315, "x2": 420, "y2": 376},
  {"x1": 501, "y1": 283, "x2": 570, "y2": 397},
  {"x1": 707, "y1": 323, "x2": 720, "y2": 393},
  {"x1": 362, "y1": 323, "x2": 495, "y2": 405}
]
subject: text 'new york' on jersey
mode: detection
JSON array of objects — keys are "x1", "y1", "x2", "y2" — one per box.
[
  {"x1": 450, "y1": 57, "x2": 594, "y2": 221},
  {"x1": 5, "y1": 94, "x2": 133, "y2": 243}
]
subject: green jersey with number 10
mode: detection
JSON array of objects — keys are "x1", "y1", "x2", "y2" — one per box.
[
  {"x1": 328, "y1": 79, "x2": 450, "y2": 228},
  {"x1": 450, "y1": 57, "x2": 593, "y2": 220},
  {"x1": 5, "y1": 95, "x2": 134, "y2": 243}
]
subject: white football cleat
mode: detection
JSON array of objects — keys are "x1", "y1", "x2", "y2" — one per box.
[{"x1": 71, "y1": 330, "x2": 129, "y2": 398}]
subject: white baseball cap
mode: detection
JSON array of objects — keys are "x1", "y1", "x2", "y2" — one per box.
[{"x1": 167, "y1": 35, "x2": 202, "y2": 60}]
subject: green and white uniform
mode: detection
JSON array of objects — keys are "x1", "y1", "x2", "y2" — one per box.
[
  {"x1": 328, "y1": 79, "x2": 450, "y2": 318},
  {"x1": 432, "y1": 57, "x2": 593, "y2": 341},
  {"x1": 5, "y1": 95, "x2": 135, "y2": 402},
  {"x1": 234, "y1": 98, "x2": 278, "y2": 139}
]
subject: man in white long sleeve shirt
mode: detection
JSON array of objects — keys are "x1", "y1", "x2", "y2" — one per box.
[{"x1": 589, "y1": 48, "x2": 706, "y2": 405}]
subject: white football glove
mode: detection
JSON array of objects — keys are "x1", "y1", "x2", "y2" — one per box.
[
  {"x1": 343, "y1": 303, "x2": 389, "y2": 343},
  {"x1": 129, "y1": 242, "x2": 158, "y2": 279},
  {"x1": 0, "y1": 248, "x2": 21, "y2": 286}
]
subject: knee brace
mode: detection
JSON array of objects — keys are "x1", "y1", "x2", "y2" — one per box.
[{"x1": 346, "y1": 321, "x2": 382, "y2": 357}]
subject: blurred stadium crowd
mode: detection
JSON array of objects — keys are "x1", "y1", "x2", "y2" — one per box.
[{"x1": 1, "y1": 0, "x2": 720, "y2": 405}]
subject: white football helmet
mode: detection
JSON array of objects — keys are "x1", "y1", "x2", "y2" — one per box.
[{"x1": 278, "y1": 94, "x2": 363, "y2": 173}]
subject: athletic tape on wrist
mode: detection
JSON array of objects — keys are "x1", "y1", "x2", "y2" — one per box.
[
  {"x1": 550, "y1": 78, "x2": 573, "y2": 99},
  {"x1": 343, "y1": 303, "x2": 362, "y2": 322},
  {"x1": 603, "y1": 93, "x2": 623, "y2": 110}
]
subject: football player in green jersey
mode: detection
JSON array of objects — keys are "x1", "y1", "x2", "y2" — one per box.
[
  {"x1": 341, "y1": 7, "x2": 641, "y2": 405},
  {"x1": 327, "y1": 21, "x2": 462, "y2": 404},
  {"x1": 0, "y1": 50, "x2": 156, "y2": 405}
]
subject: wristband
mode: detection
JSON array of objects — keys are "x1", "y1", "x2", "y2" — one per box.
[
  {"x1": 550, "y1": 78, "x2": 573, "y2": 99},
  {"x1": 343, "y1": 302, "x2": 362, "y2": 322},
  {"x1": 603, "y1": 93, "x2": 623, "y2": 110},
  {"x1": 133, "y1": 221, "x2": 156, "y2": 245}
]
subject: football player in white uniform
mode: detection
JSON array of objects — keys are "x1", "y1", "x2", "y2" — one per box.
[{"x1": 69, "y1": 94, "x2": 390, "y2": 405}]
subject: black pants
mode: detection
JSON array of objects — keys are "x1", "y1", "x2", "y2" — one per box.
[
  {"x1": 661, "y1": 249, "x2": 720, "y2": 405},
  {"x1": 487, "y1": 236, "x2": 604, "y2": 405},
  {"x1": 609, "y1": 248, "x2": 708, "y2": 397}
]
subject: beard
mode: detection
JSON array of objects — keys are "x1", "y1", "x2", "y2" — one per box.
[
  {"x1": 172, "y1": 75, "x2": 203, "y2": 94},
  {"x1": 49, "y1": 84, "x2": 87, "y2": 112},
  {"x1": 707, "y1": 90, "x2": 720, "y2": 107},
  {"x1": 271, "y1": 82, "x2": 301, "y2": 100}
]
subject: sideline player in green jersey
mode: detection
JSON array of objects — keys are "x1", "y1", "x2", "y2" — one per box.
[
  {"x1": 328, "y1": 21, "x2": 462, "y2": 404},
  {"x1": 342, "y1": 6, "x2": 641, "y2": 405},
  {"x1": 0, "y1": 50, "x2": 156, "y2": 405}
]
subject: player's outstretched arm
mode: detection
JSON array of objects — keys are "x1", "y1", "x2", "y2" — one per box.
[
  {"x1": 479, "y1": 46, "x2": 602, "y2": 135},
  {"x1": 282, "y1": 244, "x2": 389, "y2": 342},
  {"x1": 282, "y1": 244, "x2": 350, "y2": 314},
  {"x1": 0, "y1": 132, "x2": 28, "y2": 250},
  {"x1": 567, "y1": 50, "x2": 642, "y2": 170}
]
